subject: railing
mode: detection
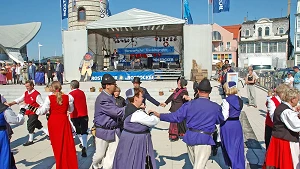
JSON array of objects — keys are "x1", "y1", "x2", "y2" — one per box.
[{"x1": 212, "y1": 47, "x2": 237, "y2": 52}]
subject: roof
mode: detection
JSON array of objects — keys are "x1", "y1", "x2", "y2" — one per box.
[
  {"x1": 243, "y1": 17, "x2": 288, "y2": 24},
  {"x1": 222, "y1": 25, "x2": 241, "y2": 39},
  {"x1": 0, "y1": 22, "x2": 41, "y2": 49},
  {"x1": 87, "y1": 8, "x2": 185, "y2": 38}
]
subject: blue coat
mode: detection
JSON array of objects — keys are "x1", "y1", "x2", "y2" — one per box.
[
  {"x1": 141, "y1": 87, "x2": 160, "y2": 106},
  {"x1": 160, "y1": 97, "x2": 223, "y2": 146},
  {"x1": 56, "y1": 64, "x2": 64, "y2": 73},
  {"x1": 93, "y1": 90, "x2": 125, "y2": 141}
]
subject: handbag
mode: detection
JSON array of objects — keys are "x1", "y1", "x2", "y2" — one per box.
[{"x1": 145, "y1": 135, "x2": 153, "y2": 169}]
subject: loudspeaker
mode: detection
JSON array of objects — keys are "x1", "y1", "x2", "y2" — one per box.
[
  {"x1": 117, "y1": 63, "x2": 124, "y2": 70},
  {"x1": 169, "y1": 62, "x2": 179, "y2": 69},
  {"x1": 152, "y1": 63, "x2": 159, "y2": 69}
]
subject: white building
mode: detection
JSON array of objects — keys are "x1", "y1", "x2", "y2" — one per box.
[{"x1": 239, "y1": 17, "x2": 290, "y2": 69}]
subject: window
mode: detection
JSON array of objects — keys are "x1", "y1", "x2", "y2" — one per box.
[
  {"x1": 78, "y1": 7, "x2": 86, "y2": 21},
  {"x1": 228, "y1": 54, "x2": 232, "y2": 59},
  {"x1": 278, "y1": 42, "x2": 286, "y2": 52},
  {"x1": 297, "y1": 34, "x2": 300, "y2": 48},
  {"x1": 258, "y1": 27, "x2": 262, "y2": 37},
  {"x1": 213, "y1": 54, "x2": 218, "y2": 60},
  {"x1": 240, "y1": 44, "x2": 246, "y2": 53},
  {"x1": 298, "y1": 16, "x2": 300, "y2": 29},
  {"x1": 262, "y1": 42, "x2": 268, "y2": 53},
  {"x1": 212, "y1": 31, "x2": 222, "y2": 41},
  {"x1": 269, "y1": 42, "x2": 277, "y2": 53},
  {"x1": 265, "y1": 27, "x2": 270, "y2": 36},
  {"x1": 226, "y1": 42, "x2": 231, "y2": 50},
  {"x1": 278, "y1": 28, "x2": 284, "y2": 34},
  {"x1": 255, "y1": 42, "x2": 261, "y2": 53},
  {"x1": 219, "y1": 42, "x2": 223, "y2": 51},
  {"x1": 245, "y1": 30, "x2": 250, "y2": 36},
  {"x1": 247, "y1": 43, "x2": 254, "y2": 53}
]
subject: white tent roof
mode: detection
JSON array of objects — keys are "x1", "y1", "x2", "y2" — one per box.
[{"x1": 87, "y1": 8, "x2": 185, "y2": 38}]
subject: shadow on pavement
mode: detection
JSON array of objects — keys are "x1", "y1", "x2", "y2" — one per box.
[
  {"x1": 156, "y1": 152, "x2": 192, "y2": 169},
  {"x1": 16, "y1": 156, "x2": 55, "y2": 169},
  {"x1": 153, "y1": 126, "x2": 168, "y2": 131}
]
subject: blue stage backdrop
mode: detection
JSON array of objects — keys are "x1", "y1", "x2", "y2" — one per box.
[
  {"x1": 118, "y1": 47, "x2": 174, "y2": 54},
  {"x1": 91, "y1": 71, "x2": 155, "y2": 81}
]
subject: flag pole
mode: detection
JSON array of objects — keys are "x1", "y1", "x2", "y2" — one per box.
[
  {"x1": 208, "y1": 0, "x2": 210, "y2": 24},
  {"x1": 211, "y1": 0, "x2": 214, "y2": 24},
  {"x1": 181, "y1": 0, "x2": 184, "y2": 19},
  {"x1": 59, "y1": 0, "x2": 64, "y2": 59}
]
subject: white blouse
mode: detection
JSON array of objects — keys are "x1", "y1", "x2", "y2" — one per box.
[{"x1": 130, "y1": 109, "x2": 160, "y2": 127}]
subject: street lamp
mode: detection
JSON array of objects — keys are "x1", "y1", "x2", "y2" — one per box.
[{"x1": 38, "y1": 42, "x2": 43, "y2": 63}]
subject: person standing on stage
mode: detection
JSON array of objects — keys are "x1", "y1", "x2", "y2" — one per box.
[
  {"x1": 92, "y1": 74, "x2": 125, "y2": 169},
  {"x1": 8, "y1": 80, "x2": 48, "y2": 146},
  {"x1": 55, "y1": 59, "x2": 64, "y2": 85},
  {"x1": 220, "y1": 82, "x2": 245, "y2": 169},
  {"x1": 264, "y1": 88, "x2": 300, "y2": 169},
  {"x1": 149, "y1": 78, "x2": 223, "y2": 169},
  {"x1": 69, "y1": 80, "x2": 89, "y2": 157},
  {"x1": 163, "y1": 77, "x2": 189, "y2": 141},
  {"x1": 132, "y1": 77, "x2": 166, "y2": 108},
  {"x1": 112, "y1": 88, "x2": 159, "y2": 169},
  {"x1": 114, "y1": 87, "x2": 126, "y2": 108},
  {"x1": 32, "y1": 81, "x2": 78, "y2": 169}
]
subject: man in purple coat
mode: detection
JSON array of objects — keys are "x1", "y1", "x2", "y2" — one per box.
[
  {"x1": 92, "y1": 74, "x2": 125, "y2": 169},
  {"x1": 150, "y1": 78, "x2": 224, "y2": 169}
]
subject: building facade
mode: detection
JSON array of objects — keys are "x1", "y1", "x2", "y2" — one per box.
[
  {"x1": 239, "y1": 17, "x2": 290, "y2": 69},
  {"x1": 294, "y1": 0, "x2": 300, "y2": 66},
  {"x1": 212, "y1": 24, "x2": 240, "y2": 68}
]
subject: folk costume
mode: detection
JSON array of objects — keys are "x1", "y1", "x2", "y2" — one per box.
[
  {"x1": 35, "y1": 65, "x2": 45, "y2": 85},
  {"x1": 92, "y1": 74, "x2": 125, "y2": 169},
  {"x1": 69, "y1": 88, "x2": 89, "y2": 157},
  {"x1": 79, "y1": 53, "x2": 94, "y2": 82},
  {"x1": 220, "y1": 82, "x2": 245, "y2": 169},
  {"x1": 35, "y1": 93, "x2": 78, "y2": 169},
  {"x1": 165, "y1": 77, "x2": 188, "y2": 141},
  {"x1": 265, "y1": 95, "x2": 281, "y2": 149},
  {"x1": 112, "y1": 89, "x2": 159, "y2": 169},
  {"x1": 14, "y1": 89, "x2": 48, "y2": 146},
  {"x1": 132, "y1": 77, "x2": 160, "y2": 106},
  {"x1": 264, "y1": 102, "x2": 300, "y2": 169},
  {"x1": 159, "y1": 79, "x2": 223, "y2": 169}
]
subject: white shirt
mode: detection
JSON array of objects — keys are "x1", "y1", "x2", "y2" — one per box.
[
  {"x1": 36, "y1": 94, "x2": 74, "y2": 115},
  {"x1": 130, "y1": 109, "x2": 160, "y2": 127},
  {"x1": 221, "y1": 99, "x2": 230, "y2": 121},
  {"x1": 15, "y1": 66, "x2": 22, "y2": 75},
  {"x1": 14, "y1": 89, "x2": 44, "y2": 105},
  {"x1": 267, "y1": 95, "x2": 281, "y2": 122},
  {"x1": 4, "y1": 108, "x2": 25, "y2": 125},
  {"x1": 285, "y1": 76, "x2": 294, "y2": 88},
  {"x1": 280, "y1": 102, "x2": 300, "y2": 132}
]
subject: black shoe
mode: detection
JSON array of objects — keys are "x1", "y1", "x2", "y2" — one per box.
[
  {"x1": 81, "y1": 147, "x2": 87, "y2": 157},
  {"x1": 79, "y1": 144, "x2": 83, "y2": 149},
  {"x1": 23, "y1": 141, "x2": 34, "y2": 146}
]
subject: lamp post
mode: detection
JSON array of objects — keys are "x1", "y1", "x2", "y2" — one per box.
[{"x1": 38, "y1": 42, "x2": 43, "y2": 63}]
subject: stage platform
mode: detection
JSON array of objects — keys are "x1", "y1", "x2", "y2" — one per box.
[{"x1": 91, "y1": 69, "x2": 183, "y2": 81}]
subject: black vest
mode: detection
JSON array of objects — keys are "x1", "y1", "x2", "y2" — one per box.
[{"x1": 272, "y1": 103, "x2": 299, "y2": 142}]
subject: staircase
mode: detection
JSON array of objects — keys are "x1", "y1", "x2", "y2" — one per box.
[{"x1": 153, "y1": 69, "x2": 183, "y2": 80}]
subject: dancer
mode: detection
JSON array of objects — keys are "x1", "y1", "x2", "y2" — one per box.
[
  {"x1": 8, "y1": 80, "x2": 48, "y2": 146},
  {"x1": 163, "y1": 77, "x2": 188, "y2": 141},
  {"x1": 150, "y1": 79, "x2": 223, "y2": 169},
  {"x1": 114, "y1": 87, "x2": 126, "y2": 108},
  {"x1": 220, "y1": 82, "x2": 245, "y2": 169},
  {"x1": 69, "y1": 80, "x2": 89, "y2": 157},
  {"x1": 112, "y1": 88, "x2": 159, "y2": 169},
  {"x1": 33, "y1": 81, "x2": 78, "y2": 169},
  {"x1": 92, "y1": 74, "x2": 125, "y2": 169}
]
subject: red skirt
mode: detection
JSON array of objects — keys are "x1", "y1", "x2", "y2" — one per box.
[{"x1": 263, "y1": 137, "x2": 294, "y2": 169}]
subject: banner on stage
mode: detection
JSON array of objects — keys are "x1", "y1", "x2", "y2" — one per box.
[
  {"x1": 152, "y1": 55, "x2": 179, "y2": 62},
  {"x1": 118, "y1": 47, "x2": 174, "y2": 54},
  {"x1": 61, "y1": 0, "x2": 69, "y2": 20},
  {"x1": 213, "y1": 0, "x2": 230, "y2": 13},
  {"x1": 91, "y1": 71, "x2": 155, "y2": 81}
]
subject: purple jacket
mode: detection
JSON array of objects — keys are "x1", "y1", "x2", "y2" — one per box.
[{"x1": 93, "y1": 90, "x2": 125, "y2": 141}]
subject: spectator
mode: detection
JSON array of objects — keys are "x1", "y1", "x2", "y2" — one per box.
[
  {"x1": 285, "y1": 72, "x2": 294, "y2": 88},
  {"x1": 245, "y1": 68, "x2": 257, "y2": 108}
]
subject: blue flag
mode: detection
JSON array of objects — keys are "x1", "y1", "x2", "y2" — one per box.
[
  {"x1": 213, "y1": 0, "x2": 230, "y2": 13},
  {"x1": 106, "y1": 0, "x2": 112, "y2": 16},
  {"x1": 183, "y1": 0, "x2": 193, "y2": 24},
  {"x1": 61, "y1": 0, "x2": 69, "y2": 20}
]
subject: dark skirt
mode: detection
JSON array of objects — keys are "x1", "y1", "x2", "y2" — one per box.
[{"x1": 169, "y1": 120, "x2": 187, "y2": 140}]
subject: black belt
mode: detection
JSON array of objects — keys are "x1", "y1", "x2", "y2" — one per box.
[
  {"x1": 248, "y1": 83, "x2": 255, "y2": 85},
  {"x1": 0, "y1": 126, "x2": 7, "y2": 131},
  {"x1": 123, "y1": 129, "x2": 150, "y2": 134},
  {"x1": 95, "y1": 125, "x2": 120, "y2": 130},
  {"x1": 227, "y1": 117, "x2": 239, "y2": 121},
  {"x1": 188, "y1": 128, "x2": 213, "y2": 135}
]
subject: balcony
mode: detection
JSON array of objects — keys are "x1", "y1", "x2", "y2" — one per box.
[{"x1": 212, "y1": 47, "x2": 237, "y2": 52}]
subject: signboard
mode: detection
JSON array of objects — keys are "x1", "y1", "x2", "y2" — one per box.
[
  {"x1": 118, "y1": 47, "x2": 174, "y2": 54},
  {"x1": 226, "y1": 72, "x2": 239, "y2": 87},
  {"x1": 91, "y1": 71, "x2": 155, "y2": 81},
  {"x1": 152, "y1": 55, "x2": 179, "y2": 62}
]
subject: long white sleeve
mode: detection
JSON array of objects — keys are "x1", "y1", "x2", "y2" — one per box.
[
  {"x1": 280, "y1": 109, "x2": 300, "y2": 132},
  {"x1": 68, "y1": 94, "x2": 74, "y2": 113},
  {"x1": 221, "y1": 99, "x2": 229, "y2": 121},
  {"x1": 4, "y1": 108, "x2": 25, "y2": 125},
  {"x1": 14, "y1": 94, "x2": 25, "y2": 104},
  {"x1": 36, "y1": 96, "x2": 50, "y2": 115},
  {"x1": 130, "y1": 110, "x2": 160, "y2": 127},
  {"x1": 267, "y1": 99, "x2": 276, "y2": 122},
  {"x1": 36, "y1": 94, "x2": 44, "y2": 105}
]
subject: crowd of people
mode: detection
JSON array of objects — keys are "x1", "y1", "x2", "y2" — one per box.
[{"x1": 0, "y1": 59, "x2": 64, "y2": 86}]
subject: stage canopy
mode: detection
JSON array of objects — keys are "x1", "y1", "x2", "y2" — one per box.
[{"x1": 86, "y1": 8, "x2": 185, "y2": 38}]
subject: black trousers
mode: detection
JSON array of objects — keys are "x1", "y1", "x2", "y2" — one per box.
[
  {"x1": 47, "y1": 76, "x2": 53, "y2": 84},
  {"x1": 264, "y1": 125, "x2": 273, "y2": 149},
  {"x1": 27, "y1": 114, "x2": 43, "y2": 133},
  {"x1": 71, "y1": 116, "x2": 89, "y2": 135}
]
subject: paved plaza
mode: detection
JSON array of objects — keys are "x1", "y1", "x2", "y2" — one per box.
[{"x1": 1, "y1": 80, "x2": 268, "y2": 169}]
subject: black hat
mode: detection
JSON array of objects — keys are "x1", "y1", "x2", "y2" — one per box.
[
  {"x1": 197, "y1": 78, "x2": 212, "y2": 92},
  {"x1": 101, "y1": 74, "x2": 116, "y2": 85},
  {"x1": 132, "y1": 77, "x2": 142, "y2": 84},
  {"x1": 293, "y1": 66, "x2": 299, "y2": 69}
]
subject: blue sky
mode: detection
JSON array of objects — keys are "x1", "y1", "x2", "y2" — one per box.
[{"x1": 0, "y1": 0, "x2": 298, "y2": 60}]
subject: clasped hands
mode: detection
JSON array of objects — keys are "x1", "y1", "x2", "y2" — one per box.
[{"x1": 147, "y1": 110, "x2": 160, "y2": 118}]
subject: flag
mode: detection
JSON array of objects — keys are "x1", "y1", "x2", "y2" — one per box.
[
  {"x1": 106, "y1": 0, "x2": 112, "y2": 16},
  {"x1": 72, "y1": 0, "x2": 76, "y2": 12},
  {"x1": 183, "y1": 0, "x2": 193, "y2": 24},
  {"x1": 61, "y1": 0, "x2": 69, "y2": 20},
  {"x1": 213, "y1": 0, "x2": 230, "y2": 13},
  {"x1": 38, "y1": 43, "x2": 43, "y2": 47}
]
